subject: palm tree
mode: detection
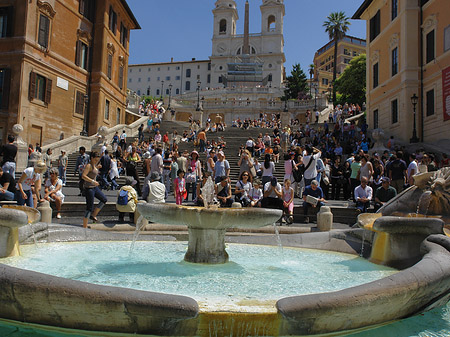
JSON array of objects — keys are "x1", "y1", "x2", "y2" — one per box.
[
  {"x1": 323, "y1": 11, "x2": 350, "y2": 104},
  {"x1": 308, "y1": 64, "x2": 315, "y2": 98}
]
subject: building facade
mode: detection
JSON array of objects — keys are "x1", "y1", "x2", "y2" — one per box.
[
  {"x1": 127, "y1": 0, "x2": 286, "y2": 98},
  {"x1": 313, "y1": 35, "x2": 366, "y2": 95},
  {"x1": 353, "y1": 0, "x2": 450, "y2": 143},
  {"x1": 0, "y1": 0, "x2": 139, "y2": 145}
]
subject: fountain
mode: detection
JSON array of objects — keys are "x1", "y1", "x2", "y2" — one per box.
[{"x1": 0, "y1": 168, "x2": 450, "y2": 336}]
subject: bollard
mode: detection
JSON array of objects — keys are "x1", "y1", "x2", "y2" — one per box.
[
  {"x1": 317, "y1": 206, "x2": 333, "y2": 231},
  {"x1": 37, "y1": 200, "x2": 52, "y2": 224}
]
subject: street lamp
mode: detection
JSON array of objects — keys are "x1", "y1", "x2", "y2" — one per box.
[
  {"x1": 410, "y1": 93, "x2": 419, "y2": 143},
  {"x1": 168, "y1": 83, "x2": 173, "y2": 109},
  {"x1": 328, "y1": 84, "x2": 333, "y2": 104},
  {"x1": 80, "y1": 94, "x2": 89, "y2": 136},
  {"x1": 313, "y1": 79, "x2": 319, "y2": 111},
  {"x1": 196, "y1": 79, "x2": 201, "y2": 111},
  {"x1": 160, "y1": 80, "x2": 164, "y2": 101},
  {"x1": 283, "y1": 80, "x2": 289, "y2": 112}
]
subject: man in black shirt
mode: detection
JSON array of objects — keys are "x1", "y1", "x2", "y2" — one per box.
[
  {"x1": 0, "y1": 166, "x2": 16, "y2": 201},
  {"x1": 0, "y1": 135, "x2": 17, "y2": 178}
]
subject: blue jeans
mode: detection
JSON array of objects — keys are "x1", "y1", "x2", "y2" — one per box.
[
  {"x1": 84, "y1": 186, "x2": 107, "y2": 218},
  {"x1": 303, "y1": 201, "x2": 324, "y2": 215},
  {"x1": 2, "y1": 162, "x2": 15, "y2": 178},
  {"x1": 99, "y1": 171, "x2": 110, "y2": 189},
  {"x1": 59, "y1": 166, "x2": 66, "y2": 185},
  {"x1": 356, "y1": 200, "x2": 370, "y2": 213},
  {"x1": 0, "y1": 190, "x2": 15, "y2": 201},
  {"x1": 17, "y1": 189, "x2": 34, "y2": 208}
]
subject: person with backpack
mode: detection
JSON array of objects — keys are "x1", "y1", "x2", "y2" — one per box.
[{"x1": 116, "y1": 176, "x2": 138, "y2": 222}]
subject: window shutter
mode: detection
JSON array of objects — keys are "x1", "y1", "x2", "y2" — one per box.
[
  {"x1": 79, "y1": 0, "x2": 85, "y2": 16},
  {"x1": 29, "y1": 71, "x2": 36, "y2": 100},
  {"x1": 107, "y1": 54, "x2": 112, "y2": 79},
  {"x1": 75, "y1": 40, "x2": 81, "y2": 66},
  {"x1": 38, "y1": 15, "x2": 49, "y2": 48},
  {"x1": 6, "y1": 7, "x2": 13, "y2": 37},
  {"x1": 118, "y1": 66, "x2": 123, "y2": 90},
  {"x1": 44, "y1": 77, "x2": 52, "y2": 104},
  {"x1": 76, "y1": 91, "x2": 84, "y2": 115},
  {"x1": 1, "y1": 68, "x2": 11, "y2": 109}
]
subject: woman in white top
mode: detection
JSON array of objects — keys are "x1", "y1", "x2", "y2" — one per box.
[
  {"x1": 44, "y1": 167, "x2": 65, "y2": 219},
  {"x1": 234, "y1": 171, "x2": 252, "y2": 206},
  {"x1": 17, "y1": 160, "x2": 47, "y2": 208},
  {"x1": 261, "y1": 153, "x2": 276, "y2": 187}
]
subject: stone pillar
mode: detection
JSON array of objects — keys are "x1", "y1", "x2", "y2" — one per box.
[
  {"x1": 185, "y1": 227, "x2": 229, "y2": 264},
  {"x1": 317, "y1": 206, "x2": 333, "y2": 231},
  {"x1": 37, "y1": 200, "x2": 52, "y2": 224},
  {"x1": 12, "y1": 124, "x2": 28, "y2": 173},
  {"x1": 0, "y1": 208, "x2": 28, "y2": 258}
]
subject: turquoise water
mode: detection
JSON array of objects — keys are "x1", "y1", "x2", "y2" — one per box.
[
  {"x1": 3, "y1": 241, "x2": 396, "y2": 304},
  {"x1": 1, "y1": 241, "x2": 449, "y2": 336}
]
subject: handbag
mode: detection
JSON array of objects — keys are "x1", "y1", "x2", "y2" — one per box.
[
  {"x1": 322, "y1": 175, "x2": 330, "y2": 185},
  {"x1": 250, "y1": 166, "x2": 257, "y2": 177}
]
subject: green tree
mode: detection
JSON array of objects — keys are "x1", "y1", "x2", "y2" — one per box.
[
  {"x1": 285, "y1": 63, "x2": 308, "y2": 100},
  {"x1": 334, "y1": 54, "x2": 366, "y2": 106},
  {"x1": 323, "y1": 11, "x2": 350, "y2": 104}
]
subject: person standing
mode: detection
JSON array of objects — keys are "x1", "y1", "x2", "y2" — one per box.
[
  {"x1": 42, "y1": 148, "x2": 52, "y2": 178},
  {"x1": 138, "y1": 124, "x2": 144, "y2": 144},
  {"x1": 126, "y1": 146, "x2": 141, "y2": 196},
  {"x1": 407, "y1": 154, "x2": 419, "y2": 186},
  {"x1": 162, "y1": 152, "x2": 172, "y2": 199},
  {"x1": 150, "y1": 147, "x2": 164, "y2": 180},
  {"x1": 302, "y1": 146, "x2": 321, "y2": 188},
  {"x1": 119, "y1": 130, "x2": 127, "y2": 151},
  {"x1": 197, "y1": 129, "x2": 207, "y2": 153},
  {"x1": 387, "y1": 153, "x2": 407, "y2": 193},
  {"x1": 58, "y1": 150, "x2": 68, "y2": 186},
  {"x1": 81, "y1": 151, "x2": 107, "y2": 228},
  {"x1": 75, "y1": 147, "x2": 89, "y2": 196},
  {"x1": 213, "y1": 151, "x2": 230, "y2": 183},
  {"x1": 99, "y1": 150, "x2": 112, "y2": 190},
  {"x1": 0, "y1": 135, "x2": 17, "y2": 178},
  {"x1": 350, "y1": 155, "x2": 362, "y2": 202},
  {"x1": 238, "y1": 150, "x2": 254, "y2": 177},
  {"x1": 174, "y1": 169, "x2": 186, "y2": 205}
]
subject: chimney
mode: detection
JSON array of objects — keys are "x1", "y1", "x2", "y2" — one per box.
[
  {"x1": 192, "y1": 58, "x2": 196, "y2": 61},
  {"x1": 171, "y1": 57, "x2": 173, "y2": 63}
]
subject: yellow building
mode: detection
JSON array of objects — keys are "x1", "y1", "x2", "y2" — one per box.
[
  {"x1": 353, "y1": 0, "x2": 450, "y2": 143},
  {"x1": 0, "y1": 0, "x2": 140, "y2": 145},
  {"x1": 313, "y1": 35, "x2": 366, "y2": 95}
]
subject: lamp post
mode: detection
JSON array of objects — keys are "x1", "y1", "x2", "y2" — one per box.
[
  {"x1": 160, "y1": 80, "x2": 164, "y2": 101},
  {"x1": 168, "y1": 83, "x2": 173, "y2": 110},
  {"x1": 80, "y1": 94, "x2": 89, "y2": 136},
  {"x1": 328, "y1": 84, "x2": 333, "y2": 104},
  {"x1": 147, "y1": 86, "x2": 151, "y2": 96},
  {"x1": 283, "y1": 80, "x2": 288, "y2": 112},
  {"x1": 313, "y1": 80, "x2": 319, "y2": 111},
  {"x1": 196, "y1": 79, "x2": 201, "y2": 111},
  {"x1": 410, "y1": 93, "x2": 419, "y2": 143}
]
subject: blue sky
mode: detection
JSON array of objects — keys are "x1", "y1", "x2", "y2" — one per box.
[{"x1": 127, "y1": 0, "x2": 366, "y2": 74}]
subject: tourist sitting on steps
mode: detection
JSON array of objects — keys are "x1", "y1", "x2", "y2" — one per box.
[
  {"x1": 0, "y1": 166, "x2": 16, "y2": 202},
  {"x1": 302, "y1": 180, "x2": 325, "y2": 224},
  {"x1": 43, "y1": 168, "x2": 65, "y2": 219},
  {"x1": 374, "y1": 177, "x2": 397, "y2": 212},
  {"x1": 116, "y1": 177, "x2": 138, "y2": 222},
  {"x1": 354, "y1": 176, "x2": 373, "y2": 214},
  {"x1": 261, "y1": 177, "x2": 283, "y2": 210},
  {"x1": 215, "y1": 176, "x2": 233, "y2": 208},
  {"x1": 142, "y1": 172, "x2": 165, "y2": 204}
]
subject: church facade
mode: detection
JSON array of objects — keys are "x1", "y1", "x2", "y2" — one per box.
[{"x1": 127, "y1": 0, "x2": 286, "y2": 97}]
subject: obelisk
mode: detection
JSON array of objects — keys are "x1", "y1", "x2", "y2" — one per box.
[{"x1": 242, "y1": 0, "x2": 250, "y2": 56}]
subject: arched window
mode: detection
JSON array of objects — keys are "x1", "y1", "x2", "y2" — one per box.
[
  {"x1": 268, "y1": 15, "x2": 276, "y2": 32},
  {"x1": 236, "y1": 47, "x2": 241, "y2": 55},
  {"x1": 176, "y1": 88, "x2": 180, "y2": 95},
  {"x1": 251, "y1": 47, "x2": 256, "y2": 54},
  {"x1": 219, "y1": 19, "x2": 227, "y2": 34},
  {"x1": 185, "y1": 81, "x2": 191, "y2": 91},
  {"x1": 156, "y1": 89, "x2": 160, "y2": 95}
]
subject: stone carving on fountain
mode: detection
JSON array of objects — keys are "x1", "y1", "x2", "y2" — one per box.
[
  {"x1": 200, "y1": 176, "x2": 217, "y2": 208},
  {"x1": 369, "y1": 128, "x2": 389, "y2": 156}
]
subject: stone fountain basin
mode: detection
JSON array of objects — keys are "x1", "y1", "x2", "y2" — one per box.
[
  {"x1": 0, "y1": 207, "x2": 30, "y2": 228},
  {"x1": 137, "y1": 203, "x2": 282, "y2": 229},
  {"x1": 0, "y1": 225, "x2": 450, "y2": 336}
]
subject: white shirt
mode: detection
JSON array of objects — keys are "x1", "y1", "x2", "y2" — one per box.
[
  {"x1": 354, "y1": 185, "x2": 373, "y2": 201},
  {"x1": 303, "y1": 152, "x2": 321, "y2": 180},
  {"x1": 407, "y1": 160, "x2": 418, "y2": 179},
  {"x1": 18, "y1": 167, "x2": 40, "y2": 191},
  {"x1": 151, "y1": 154, "x2": 163, "y2": 174},
  {"x1": 263, "y1": 182, "x2": 282, "y2": 198},
  {"x1": 146, "y1": 181, "x2": 166, "y2": 204}
]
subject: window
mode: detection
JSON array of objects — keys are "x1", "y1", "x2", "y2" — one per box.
[
  {"x1": 391, "y1": 99, "x2": 398, "y2": 124},
  {"x1": 391, "y1": 47, "x2": 398, "y2": 76},
  {"x1": 104, "y1": 99, "x2": 110, "y2": 120},
  {"x1": 197, "y1": 75, "x2": 200, "y2": 80},
  {"x1": 373, "y1": 63, "x2": 379, "y2": 88},
  {"x1": 219, "y1": 19, "x2": 227, "y2": 34},
  {"x1": 426, "y1": 30, "x2": 435, "y2": 63},
  {"x1": 129, "y1": 69, "x2": 132, "y2": 73},
  {"x1": 176, "y1": 76, "x2": 181, "y2": 80},
  {"x1": 426, "y1": 89, "x2": 435, "y2": 116},
  {"x1": 185, "y1": 81, "x2": 191, "y2": 91},
  {"x1": 148, "y1": 68, "x2": 151, "y2": 71},
  {"x1": 344, "y1": 49, "x2": 350, "y2": 56},
  {"x1": 0, "y1": 7, "x2": 13, "y2": 37},
  {"x1": 120, "y1": 23, "x2": 127, "y2": 47},
  {"x1": 128, "y1": 78, "x2": 132, "y2": 83},
  {"x1": 166, "y1": 76, "x2": 171, "y2": 81},
  {"x1": 107, "y1": 54, "x2": 113, "y2": 80},
  {"x1": 79, "y1": 0, "x2": 94, "y2": 22},
  {"x1": 108, "y1": 6, "x2": 117, "y2": 33},
  {"x1": 197, "y1": 65, "x2": 200, "y2": 70},
  {"x1": 139, "y1": 68, "x2": 141, "y2": 72},
  {"x1": 176, "y1": 88, "x2": 180, "y2": 95},
  {"x1": 118, "y1": 65, "x2": 124, "y2": 90},
  {"x1": 117, "y1": 108, "x2": 121, "y2": 124},
  {"x1": 207, "y1": 74, "x2": 211, "y2": 83},
  {"x1": 138, "y1": 78, "x2": 141, "y2": 82},
  {"x1": 137, "y1": 89, "x2": 140, "y2": 96},
  {"x1": 29, "y1": 72, "x2": 52, "y2": 104},
  {"x1": 157, "y1": 76, "x2": 160, "y2": 81},
  {"x1": 75, "y1": 41, "x2": 89, "y2": 70},
  {"x1": 373, "y1": 109, "x2": 379, "y2": 129},
  {"x1": 322, "y1": 78, "x2": 329, "y2": 85},
  {"x1": 166, "y1": 89, "x2": 169, "y2": 95},
  {"x1": 0, "y1": 68, "x2": 11, "y2": 110},
  {"x1": 147, "y1": 77, "x2": 150, "y2": 82},
  {"x1": 168, "y1": 67, "x2": 170, "y2": 71},
  {"x1": 75, "y1": 91, "x2": 85, "y2": 115},
  {"x1": 157, "y1": 67, "x2": 160, "y2": 71},
  {"x1": 156, "y1": 89, "x2": 160, "y2": 95},
  {"x1": 268, "y1": 74, "x2": 273, "y2": 82},
  {"x1": 268, "y1": 15, "x2": 276, "y2": 32},
  {"x1": 38, "y1": 14, "x2": 50, "y2": 48},
  {"x1": 370, "y1": 10, "x2": 381, "y2": 42},
  {"x1": 392, "y1": 0, "x2": 398, "y2": 20},
  {"x1": 208, "y1": 63, "x2": 211, "y2": 71},
  {"x1": 218, "y1": 76, "x2": 223, "y2": 83},
  {"x1": 344, "y1": 58, "x2": 351, "y2": 64},
  {"x1": 186, "y1": 69, "x2": 191, "y2": 78}
]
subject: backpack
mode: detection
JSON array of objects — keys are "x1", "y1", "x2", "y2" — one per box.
[{"x1": 117, "y1": 190, "x2": 130, "y2": 205}]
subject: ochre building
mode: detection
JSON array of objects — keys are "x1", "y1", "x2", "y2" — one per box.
[
  {"x1": 353, "y1": 0, "x2": 450, "y2": 143},
  {"x1": 0, "y1": 0, "x2": 139, "y2": 145}
]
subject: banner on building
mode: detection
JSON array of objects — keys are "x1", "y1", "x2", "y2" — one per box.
[{"x1": 443, "y1": 66, "x2": 450, "y2": 121}]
